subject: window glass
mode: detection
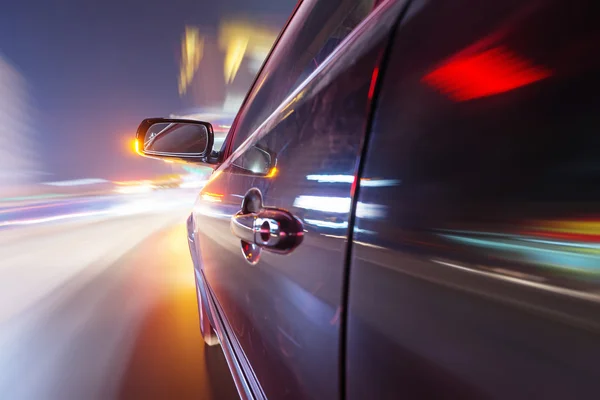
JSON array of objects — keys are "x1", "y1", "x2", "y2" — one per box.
[{"x1": 229, "y1": 0, "x2": 379, "y2": 152}]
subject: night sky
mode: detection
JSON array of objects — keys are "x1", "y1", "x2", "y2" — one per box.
[{"x1": 0, "y1": 0, "x2": 294, "y2": 181}]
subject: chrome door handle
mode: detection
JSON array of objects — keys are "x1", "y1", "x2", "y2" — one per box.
[
  {"x1": 230, "y1": 188, "x2": 304, "y2": 263},
  {"x1": 231, "y1": 208, "x2": 304, "y2": 253}
]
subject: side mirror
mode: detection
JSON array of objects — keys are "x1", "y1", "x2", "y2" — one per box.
[{"x1": 135, "y1": 118, "x2": 216, "y2": 164}]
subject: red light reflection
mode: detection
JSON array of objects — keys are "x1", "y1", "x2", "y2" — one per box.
[
  {"x1": 368, "y1": 67, "x2": 380, "y2": 100},
  {"x1": 422, "y1": 46, "x2": 552, "y2": 101}
]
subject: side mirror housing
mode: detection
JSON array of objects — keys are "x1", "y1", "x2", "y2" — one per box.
[{"x1": 135, "y1": 118, "x2": 217, "y2": 165}]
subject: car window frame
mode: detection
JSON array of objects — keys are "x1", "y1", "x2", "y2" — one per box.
[{"x1": 220, "y1": 0, "x2": 389, "y2": 169}]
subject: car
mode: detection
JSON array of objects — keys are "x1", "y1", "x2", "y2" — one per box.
[{"x1": 134, "y1": 0, "x2": 600, "y2": 398}]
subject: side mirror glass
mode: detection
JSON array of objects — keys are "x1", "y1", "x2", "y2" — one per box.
[{"x1": 135, "y1": 118, "x2": 214, "y2": 163}]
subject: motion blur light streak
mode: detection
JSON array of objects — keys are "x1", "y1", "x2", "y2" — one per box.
[
  {"x1": 293, "y1": 196, "x2": 351, "y2": 213},
  {"x1": 355, "y1": 202, "x2": 387, "y2": 219},
  {"x1": 133, "y1": 138, "x2": 142, "y2": 156},
  {"x1": 361, "y1": 179, "x2": 400, "y2": 187},
  {"x1": 43, "y1": 179, "x2": 108, "y2": 187},
  {"x1": 179, "y1": 179, "x2": 207, "y2": 189},
  {"x1": 280, "y1": 108, "x2": 295, "y2": 121},
  {"x1": 0, "y1": 56, "x2": 38, "y2": 192},
  {"x1": 523, "y1": 219, "x2": 600, "y2": 243},
  {"x1": 422, "y1": 46, "x2": 552, "y2": 101},
  {"x1": 114, "y1": 183, "x2": 153, "y2": 194},
  {"x1": 521, "y1": 230, "x2": 600, "y2": 243},
  {"x1": 293, "y1": 195, "x2": 387, "y2": 219},
  {"x1": 0, "y1": 194, "x2": 194, "y2": 228},
  {"x1": 223, "y1": 36, "x2": 249, "y2": 84},
  {"x1": 306, "y1": 174, "x2": 354, "y2": 183},
  {"x1": 0, "y1": 2, "x2": 291, "y2": 398},
  {"x1": 178, "y1": 26, "x2": 204, "y2": 95},
  {"x1": 0, "y1": 197, "x2": 111, "y2": 215},
  {"x1": 304, "y1": 219, "x2": 348, "y2": 229},
  {"x1": 305, "y1": 174, "x2": 400, "y2": 186},
  {"x1": 431, "y1": 259, "x2": 600, "y2": 303},
  {"x1": 354, "y1": 240, "x2": 386, "y2": 250},
  {"x1": 441, "y1": 231, "x2": 600, "y2": 275},
  {"x1": 201, "y1": 192, "x2": 223, "y2": 203},
  {"x1": 523, "y1": 238, "x2": 600, "y2": 250},
  {"x1": 218, "y1": 18, "x2": 279, "y2": 84},
  {"x1": 265, "y1": 166, "x2": 278, "y2": 178},
  {"x1": 0, "y1": 210, "x2": 110, "y2": 227}
]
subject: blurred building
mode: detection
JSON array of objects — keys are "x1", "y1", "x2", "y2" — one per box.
[
  {"x1": 178, "y1": 17, "x2": 282, "y2": 113},
  {"x1": 0, "y1": 55, "x2": 40, "y2": 195}
]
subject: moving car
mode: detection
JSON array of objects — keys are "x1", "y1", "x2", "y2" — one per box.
[{"x1": 135, "y1": 0, "x2": 600, "y2": 398}]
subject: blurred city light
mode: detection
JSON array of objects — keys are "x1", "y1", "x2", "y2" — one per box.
[
  {"x1": 0, "y1": 2, "x2": 296, "y2": 398},
  {"x1": 201, "y1": 192, "x2": 223, "y2": 202},
  {"x1": 43, "y1": 179, "x2": 109, "y2": 187},
  {"x1": 265, "y1": 166, "x2": 278, "y2": 178},
  {"x1": 305, "y1": 174, "x2": 401, "y2": 187},
  {"x1": 133, "y1": 138, "x2": 142, "y2": 155},
  {"x1": 219, "y1": 18, "x2": 278, "y2": 84},
  {"x1": 178, "y1": 26, "x2": 204, "y2": 96},
  {"x1": 423, "y1": 46, "x2": 552, "y2": 101},
  {"x1": 0, "y1": 55, "x2": 39, "y2": 198}
]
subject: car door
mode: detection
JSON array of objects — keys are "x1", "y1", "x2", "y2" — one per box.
[
  {"x1": 347, "y1": 0, "x2": 600, "y2": 398},
  {"x1": 193, "y1": 0, "x2": 405, "y2": 398}
]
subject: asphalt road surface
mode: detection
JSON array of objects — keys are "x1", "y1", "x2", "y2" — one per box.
[{"x1": 0, "y1": 191, "x2": 238, "y2": 400}]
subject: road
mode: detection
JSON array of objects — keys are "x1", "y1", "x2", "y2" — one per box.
[{"x1": 0, "y1": 190, "x2": 238, "y2": 400}]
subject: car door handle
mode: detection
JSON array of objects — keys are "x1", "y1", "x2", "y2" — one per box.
[{"x1": 230, "y1": 188, "x2": 304, "y2": 257}]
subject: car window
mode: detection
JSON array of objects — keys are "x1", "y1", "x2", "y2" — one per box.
[{"x1": 228, "y1": 0, "x2": 381, "y2": 153}]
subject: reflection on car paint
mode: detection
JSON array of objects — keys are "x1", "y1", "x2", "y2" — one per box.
[
  {"x1": 438, "y1": 219, "x2": 600, "y2": 279},
  {"x1": 423, "y1": 46, "x2": 553, "y2": 101},
  {"x1": 305, "y1": 173, "x2": 401, "y2": 187},
  {"x1": 293, "y1": 195, "x2": 387, "y2": 220}
]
